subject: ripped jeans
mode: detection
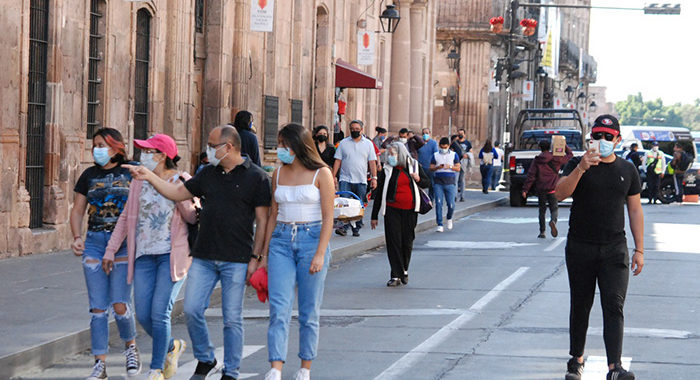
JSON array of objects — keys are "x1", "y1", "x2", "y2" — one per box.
[{"x1": 82, "y1": 230, "x2": 137, "y2": 356}]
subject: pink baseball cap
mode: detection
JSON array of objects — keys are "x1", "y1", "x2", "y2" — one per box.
[{"x1": 134, "y1": 134, "x2": 178, "y2": 159}]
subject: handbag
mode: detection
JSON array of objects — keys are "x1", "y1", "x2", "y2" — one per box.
[{"x1": 418, "y1": 187, "x2": 432, "y2": 215}]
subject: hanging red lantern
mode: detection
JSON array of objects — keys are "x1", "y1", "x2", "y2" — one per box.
[
  {"x1": 490, "y1": 16, "x2": 504, "y2": 34},
  {"x1": 520, "y1": 18, "x2": 537, "y2": 37}
]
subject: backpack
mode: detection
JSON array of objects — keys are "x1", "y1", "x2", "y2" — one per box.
[{"x1": 178, "y1": 176, "x2": 200, "y2": 249}]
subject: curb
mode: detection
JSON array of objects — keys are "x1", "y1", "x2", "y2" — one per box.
[{"x1": 3, "y1": 196, "x2": 505, "y2": 379}]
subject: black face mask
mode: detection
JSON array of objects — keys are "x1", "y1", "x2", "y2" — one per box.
[
  {"x1": 350, "y1": 131, "x2": 361, "y2": 139},
  {"x1": 316, "y1": 135, "x2": 328, "y2": 142},
  {"x1": 458, "y1": 134, "x2": 465, "y2": 139}
]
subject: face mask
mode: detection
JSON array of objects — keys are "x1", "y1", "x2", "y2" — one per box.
[
  {"x1": 350, "y1": 130, "x2": 361, "y2": 139},
  {"x1": 206, "y1": 145, "x2": 227, "y2": 166},
  {"x1": 439, "y1": 148, "x2": 450, "y2": 154},
  {"x1": 140, "y1": 153, "x2": 160, "y2": 171},
  {"x1": 399, "y1": 137, "x2": 408, "y2": 143},
  {"x1": 93, "y1": 147, "x2": 112, "y2": 167},
  {"x1": 458, "y1": 134, "x2": 464, "y2": 139},
  {"x1": 316, "y1": 135, "x2": 328, "y2": 142},
  {"x1": 387, "y1": 155, "x2": 398, "y2": 167},
  {"x1": 379, "y1": 135, "x2": 386, "y2": 142},
  {"x1": 277, "y1": 147, "x2": 295, "y2": 164},
  {"x1": 599, "y1": 139, "x2": 616, "y2": 157},
  {"x1": 423, "y1": 134, "x2": 430, "y2": 141}
]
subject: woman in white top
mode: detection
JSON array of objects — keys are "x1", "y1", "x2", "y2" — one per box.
[{"x1": 261, "y1": 123, "x2": 335, "y2": 380}]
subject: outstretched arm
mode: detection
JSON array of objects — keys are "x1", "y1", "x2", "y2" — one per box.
[{"x1": 123, "y1": 164, "x2": 194, "y2": 202}]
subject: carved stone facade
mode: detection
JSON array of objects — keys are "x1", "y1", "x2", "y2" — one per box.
[{"x1": 0, "y1": 0, "x2": 436, "y2": 258}]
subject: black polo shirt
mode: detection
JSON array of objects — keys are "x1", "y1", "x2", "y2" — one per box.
[{"x1": 184, "y1": 157, "x2": 271, "y2": 263}]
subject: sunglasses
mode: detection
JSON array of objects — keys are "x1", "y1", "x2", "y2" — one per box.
[{"x1": 591, "y1": 131, "x2": 616, "y2": 141}]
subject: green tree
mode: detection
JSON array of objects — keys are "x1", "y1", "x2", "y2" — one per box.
[{"x1": 615, "y1": 93, "x2": 686, "y2": 127}]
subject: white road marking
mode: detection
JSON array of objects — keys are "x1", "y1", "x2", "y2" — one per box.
[
  {"x1": 425, "y1": 240, "x2": 537, "y2": 249},
  {"x1": 172, "y1": 345, "x2": 264, "y2": 380},
  {"x1": 206, "y1": 308, "x2": 469, "y2": 318},
  {"x1": 373, "y1": 267, "x2": 530, "y2": 380},
  {"x1": 472, "y1": 217, "x2": 569, "y2": 224},
  {"x1": 588, "y1": 327, "x2": 692, "y2": 339},
  {"x1": 582, "y1": 356, "x2": 632, "y2": 380},
  {"x1": 652, "y1": 223, "x2": 700, "y2": 254},
  {"x1": 545, "y1": 237, "x2": 567, "y2": 251}
]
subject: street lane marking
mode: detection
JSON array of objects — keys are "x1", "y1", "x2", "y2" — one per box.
[
  {"x1": 425, "y1": 240, "x2": 537, "y2": 249},
  {"x1": 652, "y1": 223, "x2": 700, "y2": 254},
  {"x1": 588, "y1": 327, "x2": 692, "y2": 339},
  {"x1": 582, "y1": 356, "x2": 632, "y2": 380},
  {"x1": 172, "y1": 345, "x2": 264, "y2": 380},
  {"x1": 545, "y1": 237, "x2": 567, "y2": 251},
  {"x1": 207, "y1": 308, "x2": 469, "y2": 318},
  {"x1": 472, "y1": 217, "x2": 569, "y2": 224},
  {"x1": 373, "y1": 267, "x2": 530, "y2": 380}
]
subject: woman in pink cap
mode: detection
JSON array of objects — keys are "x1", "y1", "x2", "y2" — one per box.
[{"x1": 103, "y1": 134, "x2": 198, "y2": 380}]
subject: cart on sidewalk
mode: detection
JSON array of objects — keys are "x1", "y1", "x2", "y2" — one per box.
[{"x1": 334, "y1": 191, "x2": 365, "y2": 229}]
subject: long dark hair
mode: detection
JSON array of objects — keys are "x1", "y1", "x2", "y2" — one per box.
[
  {"x1": 93, "y1": 127, "x2": 129, "y2": 164},
  {"x1": 278, "y1": 123, "x2": 327, "y2": 170},
  {"x1": 233, "y1": 110, "x2": 253, "y2": 131},
  {"x1": 482, "y1": 139, "x2": 493, "y2": 152}
]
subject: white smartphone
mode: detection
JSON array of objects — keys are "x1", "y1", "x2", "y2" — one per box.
[{"x1": 588, "y1": 139, "x2": 600, "y2": 154}]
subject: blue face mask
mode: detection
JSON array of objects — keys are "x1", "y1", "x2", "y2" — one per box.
[
  {"x1": 140, "y1": 153, "x2": 159, "y2": 171},
  {"x1": 423, "y1": 134, "x2": 430, "y2": 141},
  {"x1": 93, "y1": 147, "x2": 112, "y2": 167},
  {"x1": 277, "y1": 147, "x2": 295, "y2": 164},
  {"x1": 387, "y1": 155, "x2": 398, "y2": 167},
  {"x1": 599, "y1": 139, "x2": 616, "y2": 157}
]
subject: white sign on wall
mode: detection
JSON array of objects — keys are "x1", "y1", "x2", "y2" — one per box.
[
  {"x1": 357, "y1": 31, "x2": 375, "y2": 65},
  {"x1": 251, "y1": 0, "x2": 274, "y2": 32},
  {"x1": 488, "y1": 70, "x2": 499, "y2": 93},
  {"x1": 522, "y1": 80, "x2": 534, "y2": 101}
]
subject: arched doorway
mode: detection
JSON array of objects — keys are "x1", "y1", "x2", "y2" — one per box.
[{"x1": 312, "y1": 6, "x2": 331, "y2": 130}]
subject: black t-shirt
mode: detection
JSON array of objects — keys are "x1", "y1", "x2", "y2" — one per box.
[
  {"x1": 184, "y1": 158, "x2": 271, "y2": 263},
  {"x1": 562, "y1": 156, "x2": 641, "y2": 244},
  {"x1": 316, "y1": 143, "x2": 336, "y2": 168},
  {"x1": 74, "y1": 165, "x2": 132, "y2": 232}
]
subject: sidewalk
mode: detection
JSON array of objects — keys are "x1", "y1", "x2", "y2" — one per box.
[{"x1": 0, "y1": 190, "x2": 505, "y2": 379}]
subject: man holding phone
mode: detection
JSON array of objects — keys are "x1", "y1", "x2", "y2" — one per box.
[{"x1": 555, "y1": 115, "x2": 644, "y2": 380}]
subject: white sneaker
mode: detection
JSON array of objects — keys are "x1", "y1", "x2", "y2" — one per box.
[
  {"x1": 163, "y1": 339, "x2": 186, "y2": 378},
  {"x1": 86, "y1": 359, "x2": 107, "y2": 380},
  {"x1": 264, "y1": 368, "x2": 282, "y2": 380},
  {"x1": 436, "y1": 226, "x2": 444, "y2": 232},
  {"x1": 446, "y1": 219, "x2": 453, "y2": 230},
  {"x1": 293, "y1": 368, "x2": 311, "y2": 380},
  {"x1": 146, "y1": 369, "x2": 164, "y2": 380}
]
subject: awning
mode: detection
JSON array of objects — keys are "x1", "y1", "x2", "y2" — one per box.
[{"x1": 335, "y1": 59, "x2": 383, "y2": 89}]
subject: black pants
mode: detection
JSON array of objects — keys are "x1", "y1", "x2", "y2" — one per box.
[
  {"x1": 384, "y1": 206, "x2": 418, "y2": 280},
  {"x1": 647, "y1": 172, "x2": 660, "y2": 201},
  {"x1": 674, "y1": 173, "x2": 684, "y2": 201},
  {"x1": 537, "y1": 192, "x2": 558, "y2": 233},
  {"x1": 566, "y1": 239, "x2": 629, "y2": 365}
]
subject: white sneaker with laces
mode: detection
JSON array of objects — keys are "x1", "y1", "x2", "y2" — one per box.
[
  {"x1": 436, "y1": 226, "x2": 444, "y2": 232},
  {"x1": 86, "y1": 359, "x2": 107, "y2": 380},
  {"x1": 124, "y1": 344, "x2": 141, "y2": 376},
  {"x1": 446, "y1": 219, "x2": 453, "y2": 230},
  {"x1": 293, "y1": 368, "x2": 311, "y2": 380},
  {"x1": 146, "y1": 369, "x2": 164, "y2": 380},
  {"x1": 264, "y1": 368, "x2": 282, "y2": 380}
]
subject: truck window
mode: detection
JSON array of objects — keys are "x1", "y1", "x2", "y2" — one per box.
[{"x1": 519, "y1": 132, "x2": 583, "y2": 151}]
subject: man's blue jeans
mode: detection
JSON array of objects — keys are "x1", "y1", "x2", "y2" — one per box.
[
  {"x1": 433, "y1": 183, "x2": 456, "y2": 226},
  {"x1": 267, "y1": 221, "x2": 331, "y2": 362},
  {"x1": 184, "y1": 258, "x2": 248, "y2": 379},
  {"x1": 338, "y1": 181, "x2": 367, "y2": 233},
  {"x1": 133, "y1": 253, "x2": 185, "y2": 370},
  {"x1": 491, "y1": 165, "x2": 502, "y2": 190}
]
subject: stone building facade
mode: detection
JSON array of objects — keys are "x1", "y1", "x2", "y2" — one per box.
[{"x1": 0, "y1": 0, "x2": 436, "y2": 258}]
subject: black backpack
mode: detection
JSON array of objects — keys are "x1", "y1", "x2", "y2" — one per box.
[{"x1": 178, "y1": 176, "x2": 200, "y2": 250}]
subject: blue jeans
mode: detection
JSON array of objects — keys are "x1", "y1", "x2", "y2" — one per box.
[
  {"x1": 134, "y1": 253, "x2": 185, "y2": 370},
  {"x1": 82, "y1": 230, "x2": 137, "y2": 356},
  {"x1": 491, "y1": 165, "x2": 502, "y2": 190},
  {"x1": 184, "y1": 258, "x2": 248, "y2": 379},
  {"x1": 480, "y1": 164, "x2": 493, "y2": 191},
  {"x1": 338, "y1": 181, "x2": 367, "y2": 232},
  {"x1": 433, "y1": 183, "x2": 456, "y2": 226},
  {"x1": 268, "y1": 221, "x2": 330, "y2": 362}
]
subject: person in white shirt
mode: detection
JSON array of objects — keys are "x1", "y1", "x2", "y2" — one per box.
[
  {"x1": 429, "y1": 137, "x2": 461, "y2": 232},
  {"x1": 491, "y1": 141, "x2": 505, "y2": 191}
]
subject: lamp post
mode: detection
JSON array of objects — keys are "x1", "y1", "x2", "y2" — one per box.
[
  {"x1": 589, "y1": 100, "x2": 597, "y2": 112},
  {"x1": 446, "y1": 47, "x2": 461, "y2": 137},
  {"x1": 379, "y1": 4, "x2": 401, "y2": 33}
]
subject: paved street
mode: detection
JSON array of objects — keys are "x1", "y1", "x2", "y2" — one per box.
[{"x1": 13, "y1": 201, "x2": 700, "y2": 380}]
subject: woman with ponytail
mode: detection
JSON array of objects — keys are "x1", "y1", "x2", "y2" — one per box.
[
  {"x1": 70, "y1": 127, "x2": 142, "y2": 379},
  {"x1": 102, "y1": 134, "x2": 198, "y2": 380}
]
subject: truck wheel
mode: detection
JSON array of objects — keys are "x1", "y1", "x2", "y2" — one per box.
[
  {"x1": 659, "y1": 177, "x2": 676, "y2": 204},
  {"x1": 510, "y1": 184, "x2": 525, "y2": 207}
]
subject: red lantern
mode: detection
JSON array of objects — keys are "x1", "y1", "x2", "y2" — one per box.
[
  {"x1": 519, "y1": 18, "x2": 537, "y2": 37},
  {"x1": 490, "y1": 16, "x2": 504, "y2": 34}
]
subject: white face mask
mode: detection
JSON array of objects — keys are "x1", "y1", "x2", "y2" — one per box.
[
  {"x1": 206, "y1": 145, "x2": 227, "y2": 166},
  {"x1": 439, "y1": 148, "x2": 450, "y2": 155},
  {"x1": 399, "y1": 137, "x2": 408, "y2": 143},
  {"x1": 140, "y1": 153, "x2": 160, "y2": 171},
  {"x1": 652, "y1": 146, "x2": 659, "y2": 152}
]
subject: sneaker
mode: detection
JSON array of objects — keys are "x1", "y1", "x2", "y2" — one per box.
[
  {"x1": 86, "y1": 359, "x2": 108, "y2": 380},
  {"x1": 146, "y1": 369, "x2": 165, "y2": 380},
  {"x1": 189, "y1": 359, "x2": 218, "y2": 380},
  {"x1": 293, "y1": 368, "x2": 311, "y2": 380},
  {"x1": 446, "y1": 219, "x2": 453, "y2": 230},
  {"x1": 163, "y1": 339, "x2": 186, "y2": 379},
  {"x1": 335, "y1": 228, "x2": 347, "y2": 236},
  {"x1": 537, "y1": 233, "x2": 546, "y2": 239},
  {"x1": 386, "y1": 278, "x2": 402, "y2": 287},
  {"x1": 264, "y1": 368, "x2": 282, "y2": 380},
  {"x1": 607, "y1": 363, "x2": 635, "y2": 380},
  {"x1": 220, "y1": 375, "x2": 235, "y2": 380},
  {"x1": 436, "y1": 226, "x2": 444, "y2": 232},
  {"x1": 565, "y1": 357, "x2": 584, "y2": 380},
  {"x1": 352, "y1": 230, "x2": 360, "y2": 237},
  {"x1": 549, "y1": 220, "x2": 558, "y2": 237},
  {"x1": 401, "y1": 274, "x2": 409, "y2": 285},
  {"x1": 124, "y1": 344, "x2": 141, "y2": 376},
  {"x1": 459, "y1": 197, "x2": 465, "y2": 202}
]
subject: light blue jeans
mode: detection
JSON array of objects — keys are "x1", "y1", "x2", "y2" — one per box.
[
  {"x1": 133, "y1": 253, "x2": 184, "y2": 370},
  {"x1": 268, "y1": 221, "x2": 331, "y2": 362},
  {"x1": 82, "y1": 230, "x2": 137, "y2": 356},
  {"x1": 183, "y1": 258, "x2": 248, "y2": 379},
  {"x1": 433, "y1": 182, "x2": 457, "y2": 226}
]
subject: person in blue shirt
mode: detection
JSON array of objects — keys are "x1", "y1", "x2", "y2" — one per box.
[
  {"x1": 417, "y1": 128, "x2": 438, "y2": 200},
  {"x1": 478, "y1": 139, "x2": 499, "y2": 194},
  {"x1": 430, "y1": 138, "x2": 461, "y2": 232},
  {"x1": 230, "y1": 110, "x2": 261, "y2": 166}
]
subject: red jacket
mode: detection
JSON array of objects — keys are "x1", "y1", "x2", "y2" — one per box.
[{"x1": 522, "y1": 146, "x2": 573, "y2": 194}]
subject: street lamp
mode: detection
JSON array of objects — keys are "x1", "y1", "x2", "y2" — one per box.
[
  {"x1": 379, "y1": 4, "x2": 401, "y2": 33},
  {"x1": 536, "y1": 66, "x2": 547, "y2": 78},
  {"x1": 564, "y1": 85, "x2": 574, "y2": 101},
  {"x1": 447, "y1": 49, "x2": 460, "y2": 71},
  {"x1": 577, "y1": 92, "x2": 586, "y2": 101},
  {"x1": 589, "y1": 101, "x2": 597, "y2": 112}
]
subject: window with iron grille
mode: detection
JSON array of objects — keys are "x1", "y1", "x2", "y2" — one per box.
[
  {"x1": 87, "y1": 0, "x2": 105, "y2": 138},
  {"x1": 264, "y1": 96, "x2": 279, "y2": 149},
  {"x1": 195, "y1": 0, "x2": 204, "y2": 33},
  {"x1": 26, "y1": 0, "x2": 49, "y2": 229},
  {"x1": 291, "y1": 99, "x2": 303, "y2": 125},
  {"x1": 134, "y1": 9, "x2": 151, "y2": 141}
]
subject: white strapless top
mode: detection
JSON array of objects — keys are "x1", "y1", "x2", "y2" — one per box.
[{"x1": 275, "y1": 168, "x2": 322, "y2": 223}]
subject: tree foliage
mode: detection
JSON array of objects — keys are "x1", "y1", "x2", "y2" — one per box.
[{"x1": 615, "y1": 93, "x2": 700, "y2": 130}]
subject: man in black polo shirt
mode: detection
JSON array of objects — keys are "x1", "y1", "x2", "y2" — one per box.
[
  {"x1": 125, "y1": 125, "x2": 271, "y2": 380},
  {"x1": 555, "y1": 115, "x2": 644, "y2": 380}
]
